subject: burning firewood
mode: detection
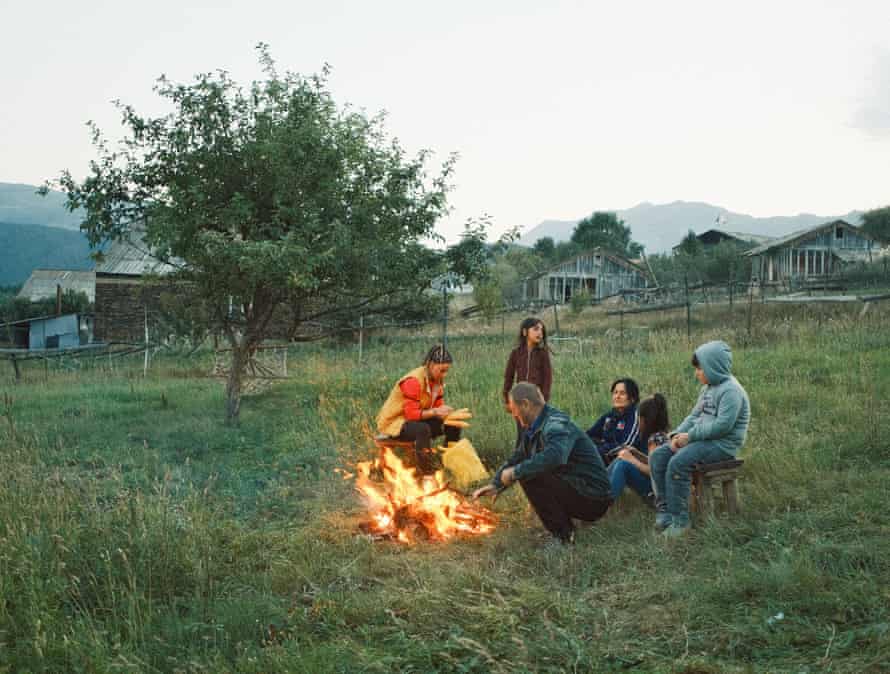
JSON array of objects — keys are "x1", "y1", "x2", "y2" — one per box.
[{"x1": 353, "y1": 446, "x2": 497, "y2": 543}]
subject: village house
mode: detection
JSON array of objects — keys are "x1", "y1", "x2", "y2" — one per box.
[
  {"x1": 93, "y1": 225, "x2": 177, "y2": 343},
  {"x1": 16, "y1": 269, "x2": 96, "y2": 303},
  {"x1": 671, "y1": 229, "x2": 775, "y2": 254},
  {"x1": 520, "y1": 248, "x2": 651, "y2": 304},
  {"x1": 745, "y1": 219, "x2": 880, "y2": 284}
]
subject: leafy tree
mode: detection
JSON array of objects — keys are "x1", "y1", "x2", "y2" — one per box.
[
  {"x1": 532, "y1": 236, "x2": 556, "y2": 263},
  {"x1": 554, "y1": 240, "x2": 582, "y2": 263},
  {"x1": 445, "y1": 218, "x2": 492, "y2": 287},
  {"x1": 676, "y1": 229, "x2": 703, "y2": 257},
  {"x1": 571, "y1": 212, "x2": 643, "y2": 257},
  {"x1": 861, "y1": 206, "x2": 890, "y2": 243},
  {"x1": 50, "y1": 46, "x2": 454, "y2": 423}
]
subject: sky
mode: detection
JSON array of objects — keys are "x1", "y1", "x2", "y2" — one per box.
[{"x1": 2, "y1": 0, "x2": 889, "y2": 244}]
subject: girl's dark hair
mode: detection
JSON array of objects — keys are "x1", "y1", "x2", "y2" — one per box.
[
  {"x1": 638, "y1": 393, "x2": 670, "y2": 435},
  {"x1": 691, "y1": 353, "x2": 700, "y2": 367},
  {"x1": 517, "y1": 317, "x2": 547, "y2": 349},
  {"x1": 611, "y1": 378, "x2": 640, "y2": 404},
  {"x1": 423, "y1": 344, "x2": 453, "y2": 365}
]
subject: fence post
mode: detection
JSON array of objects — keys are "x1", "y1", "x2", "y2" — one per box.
[
  {"x1": 619, "y1": 310, "x2": 624, "y2": 343},
  {"x1": 684, "y1": 272, "x2": 691, "y2": 342},
  {"x1": 442, "y1": 285, "x2": 448, "y2": 349},
  {"x1": 358, "y1": 315, "x2": 364, "y2": 363},
  {"x1": 143, "y1": 306, "x2": 149, "y2": 378},
  {"x1": 552, "y1": 303, "x2": 560, "y2": 337},
  {"x1": 747, "y1": 276, "x2": 755, "y2": 337},
  {"x1": 729, "y1": 264, "x2": 734, "y2": 310}
]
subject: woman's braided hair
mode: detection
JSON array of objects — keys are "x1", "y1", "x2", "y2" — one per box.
[{"x1": 423, "y1": 344, "x2": 453, "y2": 365}]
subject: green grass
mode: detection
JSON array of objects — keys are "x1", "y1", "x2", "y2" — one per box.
[{"x1": 2, "y1": 302, "x2": 890, "y2": 672}]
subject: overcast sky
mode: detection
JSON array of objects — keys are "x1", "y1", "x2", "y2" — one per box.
[{"x1": 2, "y1": 0, "x2": 889, "y2": 243}]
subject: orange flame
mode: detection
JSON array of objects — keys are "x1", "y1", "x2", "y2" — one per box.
[{"x1": 354, "y1": 447, "x2": 497, "y2": 543}]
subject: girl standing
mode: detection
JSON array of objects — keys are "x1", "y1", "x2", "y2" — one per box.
[{"x1": 503, "y1": 318, "x2": 553, "y2": 442}]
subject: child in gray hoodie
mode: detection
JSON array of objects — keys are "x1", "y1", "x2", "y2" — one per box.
[{"x1": 650, "y1": 340, "x2": 750, "y2": 536}]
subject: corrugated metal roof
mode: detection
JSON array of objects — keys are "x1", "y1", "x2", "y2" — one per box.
[
  {"x1": 94, "y1": 225, "x2": 177, "y2": 276},
  {"x1": 17, "y1": 269, "x2": 96, "y2": 302},
  {"x1": 745, "y1": 220, "x2": 870, "y2": 256}
]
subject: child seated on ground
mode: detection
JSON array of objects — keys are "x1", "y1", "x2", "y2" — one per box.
[
  {"x1": 607, "y1": 393, "x2": 669, "y2": 506},
  {"x1": 586, "y1": 378, "x2": 640, "y2": 466},
  {"x1": 649, "y1": 340, "x2": 750, "y2": 537}
]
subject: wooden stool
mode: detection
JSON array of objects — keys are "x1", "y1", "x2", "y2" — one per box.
[
  {"x1": 373, "y1": 434, "x2": 414, "y2": 451},
  {"x1": 691, "y1": 459, "x2": 744, "y2": 515}
]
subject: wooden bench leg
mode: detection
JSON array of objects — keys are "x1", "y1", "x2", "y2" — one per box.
[
  {"x1": 697, "y1": 476, "x2": 713, "y2": 515},
  {"x1": 722, "y1": 478, "x2": 739, "y2": 515}
]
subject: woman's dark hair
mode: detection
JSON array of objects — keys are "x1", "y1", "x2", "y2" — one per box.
[
  {"x1": 691, "y1": 352, "x2": 700, "y2": 367},
  {"x1": 423, "y1": 344, "x2": 453, "y2": 365},
  {"x1": 638, "y1": 393, "x2": 669, "y2": 435},
  {"x1": 610, "y1": 378, "x2": 639, "y2": 404},
  {"x1": 517, "y1": 317, "x2": 547, "y2": 349}
]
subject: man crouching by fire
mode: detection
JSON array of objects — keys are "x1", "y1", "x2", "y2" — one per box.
[{"x1": 473, "y1": 382, "x2": 613, "y2": 545}]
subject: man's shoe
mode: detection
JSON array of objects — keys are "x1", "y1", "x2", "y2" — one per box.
[
  {"x1": 654, "y1": 511, "x2": 672, "y2": 531},
  {"x1": 644, "y1": 492, "x2": 657, "y2": 510},
  {"x1": 662, "y1": 523, "x2": 691, "y2": 539}
]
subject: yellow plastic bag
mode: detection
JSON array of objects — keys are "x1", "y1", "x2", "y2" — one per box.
[{"x1": 441, "y1": 438, "x2": 489, "y2": 489}]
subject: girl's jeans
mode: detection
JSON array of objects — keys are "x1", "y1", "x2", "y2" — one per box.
[
  {"x1": 649, "y1": 442, "x2": 732, "y2": 526},
  {"x1": 607, "y1": 459, "x2": 651, "y2": 500}
]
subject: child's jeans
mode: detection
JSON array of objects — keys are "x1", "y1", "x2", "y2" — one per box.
[
  {"x1": 607, "y1": 459, "x2": 651, "y2": 500},
  {"x1": 649, "y1": 441, "x2": 733, "y2": 526}
]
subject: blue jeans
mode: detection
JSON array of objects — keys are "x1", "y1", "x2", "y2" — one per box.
[
  {"x1": 608, "y1": 459, "x2": 651, "y2": 501},
  {"x1": 649, "y1": 441, "x2": 732, "y2": 526}
]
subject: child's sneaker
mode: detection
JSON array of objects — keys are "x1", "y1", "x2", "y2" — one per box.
[{"x1": 662, "y1": 522, "x2": 691, "y2": 539}]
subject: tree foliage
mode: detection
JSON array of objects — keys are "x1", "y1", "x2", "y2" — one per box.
[
  {"x1": 571, "y1": 212, "x2": 643, "y2": 257},
  {"x1": 51, "y1": 45, "x2": 455, "y2": 422},
  {"x1": 676, "y1": 229, "x2": 703, "y2": 257},
  {"x1": 861, "y1": 206, "x2": 890, "y2": 243}
]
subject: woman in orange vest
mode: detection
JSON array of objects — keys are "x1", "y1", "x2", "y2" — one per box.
[{"x1": 376, "y1": 344, "x2": 460, "y2": 474}]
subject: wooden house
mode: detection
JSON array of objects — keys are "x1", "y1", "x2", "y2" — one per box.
[
  {"x1": 520, "y1": 248, "x2": 651, "y2": 304},
  {"x1": 745, "y1": 220, "x2": 879, "y2": 283},
  {"x1": 93, "y1": 226, "x2": 177, "y2": 343},
  {"x1": 671, "y1": 229, "x2": 775, "y2": 254},
  {"x1": 17, "y1": 269, "x2": 96, "y2": 303}
]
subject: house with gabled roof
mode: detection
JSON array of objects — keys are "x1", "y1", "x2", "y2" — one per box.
[
  {"x1": 671, "y1": 229, "x2": 775, "y2": 254},
  {"x1": 744, "y1": 220, "x2": 880, "y2": 283},
  {"x1": 17, "y1": 269, "x2": 96, "y2": 303},
  {"x1": 520, "y1": 248, "x2": 651, "y2": 304}
]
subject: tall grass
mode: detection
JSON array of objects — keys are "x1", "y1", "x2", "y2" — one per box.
[{"x1": 1, "y1": 301, "x2": 889, "y2": 671}]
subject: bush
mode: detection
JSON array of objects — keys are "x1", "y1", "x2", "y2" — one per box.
[{"x1": 569, "y1": 289, "x2": 591, "y2": 314}]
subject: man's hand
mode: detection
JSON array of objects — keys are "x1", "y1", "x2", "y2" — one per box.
[
  {"x1": 671, "y1": 433, "x2": 690, "y2": 451},
  {"x1": 500, "y1": 466, "x2": 516, "y2": 486},
  {"x1": 472, "y1": 484, "x2": 499, "y2": 501}
]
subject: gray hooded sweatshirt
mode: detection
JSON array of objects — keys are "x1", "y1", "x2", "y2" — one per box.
[{"x1": 674, "y1": 340, "x2": 750, "y2": 457}]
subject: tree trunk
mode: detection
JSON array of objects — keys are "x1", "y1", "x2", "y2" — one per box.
[{"x1": 225, "y1": 343, "x2": 249, "y2": 424}]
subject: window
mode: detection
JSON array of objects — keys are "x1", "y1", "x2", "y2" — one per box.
[{"x1": 835, "y1": 226, "x2": 844, "y2": 240}]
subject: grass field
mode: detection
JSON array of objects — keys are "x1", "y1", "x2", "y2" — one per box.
[{"x1": 1, "y1": 301, "x2": 889, "y2": 672}]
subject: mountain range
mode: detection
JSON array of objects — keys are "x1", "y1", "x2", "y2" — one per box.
[{"x1": 518, "y1": 201, "x2": 864, "y2": 254}]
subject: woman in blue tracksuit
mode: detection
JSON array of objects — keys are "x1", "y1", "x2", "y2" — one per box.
[{"x1": 586, "y1": 378, "x2": 640, "y2": 466}]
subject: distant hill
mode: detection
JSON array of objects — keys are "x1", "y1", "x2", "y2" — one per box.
[
  {"x1": 518, "y1": 201, "x2": 864, "y2": 254},
  {"x1": 0, "y1": 182, "x2": 84, "y2": 230},
  {"x1": 0, "y1": 221, "x2": 93, "y2": 285}
]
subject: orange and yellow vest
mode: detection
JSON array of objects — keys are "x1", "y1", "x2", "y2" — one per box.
[{"x1": 376, "y1": 366, "x2": 438, "y2": 437}]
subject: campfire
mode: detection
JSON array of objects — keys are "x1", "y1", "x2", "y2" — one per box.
[{"x1": 352, "y1": 447, "x2": 497, "y2": 543}]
